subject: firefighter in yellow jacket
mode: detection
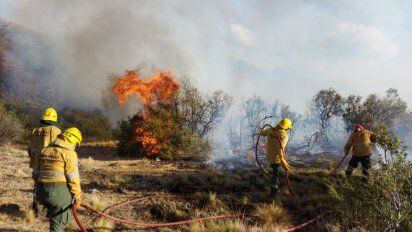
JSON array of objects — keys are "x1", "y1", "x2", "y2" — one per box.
[
  {"x1": 260, "y1": 118, "x2": 293, "y2": 197},
  {"x1": 344, "y1": 124, "x2": 376, "y2": 180},
  {"x1": 29, "y1": 108, "x2": 61, "y2": 182},
  {"x1": 35, "y1": 128, "x2": 82, "y2": 232}
]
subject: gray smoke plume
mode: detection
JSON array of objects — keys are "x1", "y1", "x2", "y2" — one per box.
[
  {"x1": 2, "y1": 0, "x2": 412, "y2": 119},
  {"x1": 4, "y1": 1, "x2": 228, "y2": 112}
]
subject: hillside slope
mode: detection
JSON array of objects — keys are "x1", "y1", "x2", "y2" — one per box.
[{"x1": 0, "y1": 19, "x2": 59, "y2": 107}]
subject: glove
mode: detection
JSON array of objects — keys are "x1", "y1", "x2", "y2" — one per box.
[
  {"x1": 281, "y1": 158, "x2": 290, "y2": 171},
  {"x1": 73, "y1": 196, "x2": 82, "y2": 206}
]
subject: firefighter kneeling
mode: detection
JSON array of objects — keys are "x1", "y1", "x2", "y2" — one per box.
[{"x1": 34, "y1": 128, "x2": 83, "y2": 232}]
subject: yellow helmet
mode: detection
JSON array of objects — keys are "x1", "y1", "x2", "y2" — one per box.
[
  {"x1": 278, "y1": 118, "x2": 293, "y2": 130},
  {"x1": 62, "y1": 127, "x2": 83, "y2": 146},
  {"x1": 42, "y1": 108, "x2": 58, "y2": 122}
]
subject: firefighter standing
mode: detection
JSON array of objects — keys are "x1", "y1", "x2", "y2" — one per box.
[
  {"x1": 35, "y1": 128, "x2": 83, "y2": 232},
  {"x1": 344, "y1": 124, "x2": 376, "y2": 180},
  {"x1": 260, "y1": 118, "x2": 293, "y2": 197},
  {"x1": 29, "y1": 108, "x2": 61, "y2": 181},
  {"x1": 28, "y1": 108, "x2": 61, "y2": 214}
]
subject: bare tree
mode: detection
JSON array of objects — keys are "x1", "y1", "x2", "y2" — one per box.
[
  {"x1": 242, "y1": 96, "x2": 279, "y2": 139},
  {"x1": 178, "y1": 78, "x2": 232, "y2": 139},
  {"x1": 226, "y1": 114, "x2": 245, "y2": 153}
]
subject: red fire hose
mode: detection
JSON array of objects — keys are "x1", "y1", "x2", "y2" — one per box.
[
  {"x1": 72, "y1": 195, "x2": 329, "y2": 231},
  {"x1": 286, "y1": 212, "x2": 331, "y2": 232},
  {"x1": 255, "y1": 124, "x2": 294, "y2": 196},
  {"x1": 72, "y1": 200, "x2": 245, "y2": 231},
  {"x1": 71, "y1": 204, "x2": 87, "y2": 232},
  {"x1": 72, "y1": 197, "x2": 327, "y2": 231}
]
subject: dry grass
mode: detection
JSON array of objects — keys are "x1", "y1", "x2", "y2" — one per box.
[
  {"x1": 255, "y1": 203, "x2": 291, "y2": 228},
  {"x1": 0, "y1": 145, "x2": 49, "y2": 231},
  {"x1": 1, "y1": 143, "x2": 347, "y2": 231},
  {"x1": 93, "y1": 217, "x2": 115, "y2": 232},
  {"x1": 189, "y1": 220, "x2": 286, "y2": 232},
  {"x1": 208, "y1": 192, "x2": 224, "y2": 209},
  {"x1": 89, "y1": 195, "x2": 107, "y2": 211},
  {"x1": 189, "y1": 219, "x2": 249, "y2": 232},
  {"x1": 113, "y1": 174, "x2": 133, "y2": 186},
  {"x1": 80, "y1": 156, "x2": 97, "y2": 171}
]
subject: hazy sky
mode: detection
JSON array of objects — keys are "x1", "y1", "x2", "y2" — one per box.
[{"x1": 1, "y1": 0, "x2": 411, "y2": 113}]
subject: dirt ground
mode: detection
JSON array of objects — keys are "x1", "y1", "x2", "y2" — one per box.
[
  {"x1": 0, "y1": 143, "x2": 352, "y2": 231},
  {"x1": 0, "y1": 142, "x2": 196, "y2": 231}
]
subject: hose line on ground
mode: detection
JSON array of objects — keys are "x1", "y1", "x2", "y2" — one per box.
[{"x1": 72, "y1": 196, "x2": 329, "y2": 231}]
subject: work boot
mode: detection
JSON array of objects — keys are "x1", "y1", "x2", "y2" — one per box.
[
  {"x1": 32, "y1": 199, "x2": 39, "y2": 218},
  {"x1": 345, "y1": 169, "x2": 353, "y2": 179},
  {"x1": 269, "y1": 185, "x2": 278, "y2": 199}
]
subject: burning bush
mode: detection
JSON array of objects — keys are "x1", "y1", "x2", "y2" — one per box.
[{"x1": 114, "y1": 69, "x2": 231, "y2": 160}]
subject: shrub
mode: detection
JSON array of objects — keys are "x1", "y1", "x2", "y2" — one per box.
[
  {"x1": 3, "y1": 100, "x2": 41, "y2": 131},
  {"x1": 117, "y1": 104, "x2": 210, "y2": 161},
  {"x1": 2, "y1": 101, "x2": 114, "y2": 142},
  {"x1": 337, "y1": 128, "x2": 412, "y2": 231},
  {"x1": 0, "y1": 100, "x2": 25, "y2": 144},
  {"x1": 60, "y1": 107, "x2": 114, "y2": 141},
  {"x1": 116, "y1": 78, "x2": 230, "y2": 161}
]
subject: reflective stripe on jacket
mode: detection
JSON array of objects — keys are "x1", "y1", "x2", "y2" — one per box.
[
  {"x1": 38, "y1": 137, "x2": 82, "y2": 201},
  {"x1": 345, "y1": 129, "x2": 375, "y2": 157},
  {"x1": 28, "y1": 125, "x2": 61, "y2": 171},
  {"x1": 260, "y1": 127, "x2": 289, "y2": 164}
]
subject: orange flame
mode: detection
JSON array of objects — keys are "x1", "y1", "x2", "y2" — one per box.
[
  {"x1": 135, "y1": 128, "x2": 161, "y2": 155},
  {"x1": 113, "y1": 68, "x2": 180, "y2": 156},
  {"x1": 113, "y1": 69, "x2": 180, "y2": 105}
]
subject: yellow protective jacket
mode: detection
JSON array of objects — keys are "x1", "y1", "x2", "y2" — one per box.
[
  {"x1": 37, "y1": 137, "x2": 82, "y2": 202},
  {"x1": 260, "y1": 127, "x2": 289, "y2": 164},
  {"x1": 344, "y1": 129, "x2": 375, "y2": 157},
  {"x1": 28, "y1": 125, "x2": 61, "y2": 176}
]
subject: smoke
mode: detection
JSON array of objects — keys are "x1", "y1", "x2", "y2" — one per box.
[
  {"x1": 2, "y1": 0, "x2": 412, "y2": 119},
  {"x1": 1, "y1": 1, "x2": 214, "y2": 110}
]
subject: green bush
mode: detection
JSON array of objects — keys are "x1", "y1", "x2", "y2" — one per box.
[
  {"x1": 1, "y1": 102, "x2": 114, "y2": 142},
  {"x1": 60, "y1": 107, "x2": 114, "y2": 141},
  {"x1": 336, "y1": 128, "x2": 412, "y2": 231},
  {"x1": 3, "y1": 100, "x2": 42, "y2": 131},
  {"x1": 0, "y1": 100, "x2": 25, "y2": 144}
]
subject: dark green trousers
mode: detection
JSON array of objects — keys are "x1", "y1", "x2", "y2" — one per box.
[
  {"x1": 270, "y1": 163, "x2": 281, "y2": 198},
  {"x1": 36, "y1": 182, "x2": 73, "y2": 232}
]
